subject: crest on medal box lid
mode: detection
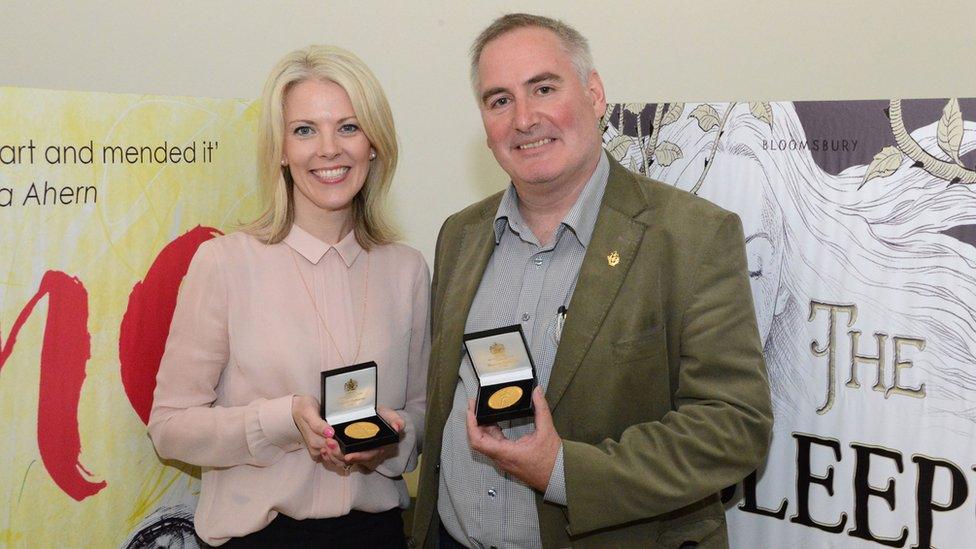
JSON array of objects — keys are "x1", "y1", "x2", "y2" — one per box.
[
  {"x1": 490, "y1": 342, "x2": 505, "y2": 355},
  {"x1": 345, "y1": 378, "x2": 358, "y2": 392}
]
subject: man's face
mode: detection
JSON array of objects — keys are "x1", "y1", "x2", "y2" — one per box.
[{"x1": 477, "y1": 26, "x2": 606, "y2": 192}]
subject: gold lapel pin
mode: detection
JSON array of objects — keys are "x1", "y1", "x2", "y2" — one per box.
[{"x1": 607, "y1": 250, "x2": 620, "y2": 267}]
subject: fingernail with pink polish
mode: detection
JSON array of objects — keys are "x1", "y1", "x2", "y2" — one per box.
[{"x1": 324, "y1": 427, "x2": 334, "y2": 438}]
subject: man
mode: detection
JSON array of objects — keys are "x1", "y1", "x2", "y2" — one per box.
[{"x1": 412, "y1": 13, "x2": 772, "y2": 548}]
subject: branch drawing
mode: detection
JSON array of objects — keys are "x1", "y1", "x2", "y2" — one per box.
[{"x1": 874, "y1": 99, "x2": 976, "y2": 186}]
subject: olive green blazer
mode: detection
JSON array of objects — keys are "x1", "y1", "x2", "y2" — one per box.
[{"x1": 411, "y1": 157, "x2": 772, "y2": 548}]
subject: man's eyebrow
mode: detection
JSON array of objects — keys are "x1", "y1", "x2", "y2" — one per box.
[
  {"x1": 481, "y1": 87, "x2": 507, "y2": 104},
  {"x1": 525, "y1": 72, "x2": 562, "y2": 86},
  {"x1": 480, "y1": 72, "x2": 564, "y2": 104}
]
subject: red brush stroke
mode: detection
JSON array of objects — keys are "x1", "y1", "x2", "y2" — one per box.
[
  {"x1": 0, "y1": 271, "x2": 105, "y2": 501},
  {"x1": 119, "y1": 226, "x2": 221, "y2": 425}
]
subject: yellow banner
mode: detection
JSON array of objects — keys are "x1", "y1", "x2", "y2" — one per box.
[{"x1": 0, "y1": 87, "x2": 260, "y2": 547}]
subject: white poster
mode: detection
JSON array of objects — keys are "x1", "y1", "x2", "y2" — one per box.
[{"x1": 605, "y1": 99, "x2": 976, "y2": 548}]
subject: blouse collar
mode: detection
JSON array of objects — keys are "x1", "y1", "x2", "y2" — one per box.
[{"x1": 283, "y1": 223, "x2": 363, "y2": 267}]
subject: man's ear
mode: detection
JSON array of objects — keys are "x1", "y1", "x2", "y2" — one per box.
[{"x1": 587, "y1": 70, "x2": 607, "y2": 119}]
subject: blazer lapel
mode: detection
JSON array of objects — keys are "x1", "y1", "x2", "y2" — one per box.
[
  {"x1": 431, "y1": 202, "x2": 498, "y2": 410},
  {"x1": 546, "y1": 161, "x2": 649, "y2": 410}
]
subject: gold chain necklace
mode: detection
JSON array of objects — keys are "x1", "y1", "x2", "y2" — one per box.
[{"x1": 289, "y1": 246, "x2": 369, "y2": 366}]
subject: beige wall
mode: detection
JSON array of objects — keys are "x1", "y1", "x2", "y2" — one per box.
[{"x1": 4, "y1": 0, "x2": 975, "y2": 261}]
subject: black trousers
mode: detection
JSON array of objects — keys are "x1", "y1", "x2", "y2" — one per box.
[{"x1": 220, "y1": 508, "x2": 406, "y2": 549}]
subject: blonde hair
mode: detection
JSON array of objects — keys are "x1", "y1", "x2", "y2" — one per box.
[{"x1": 245, "y1": 45, "x2": 398, "y2": 247}]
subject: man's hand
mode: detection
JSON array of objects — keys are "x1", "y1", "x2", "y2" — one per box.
[{"x1": 466, "y1": 386, "x2": 560, "y2": 492}]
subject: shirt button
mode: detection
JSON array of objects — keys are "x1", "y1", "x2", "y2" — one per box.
[
  {"x1": 521, "y1": 313, "x2": 530, "y2": 322},
  {"x1": 533, "y1": 257, "x2": 543, "y2": 267},
  {"x1": 488, "y1": 488, "x2": 497, "y2": 498}
]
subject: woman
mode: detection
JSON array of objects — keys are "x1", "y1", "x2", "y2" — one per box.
[{"x1": 148, "y1": 45, "x2": 430, "y2": 547}]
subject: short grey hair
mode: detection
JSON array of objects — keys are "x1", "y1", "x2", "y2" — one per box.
[{"x1": 469, "y1": 13, "x2": 594, "y2": 94}]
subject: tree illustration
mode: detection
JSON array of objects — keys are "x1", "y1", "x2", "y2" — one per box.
[
  {"x1": 860, "y1": 99, "x2": 976, "y2": 188},
  {"x1": 606, "y1": 98, "x2": 975, "y2": 191}
]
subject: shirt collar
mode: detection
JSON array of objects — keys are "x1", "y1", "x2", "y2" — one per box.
[
  {"x1": 493, "y1": 152, "x2": 610, "y2": 247},
  {"x1": 283, "y1": 223, "x2": 363, "y2": 267}
]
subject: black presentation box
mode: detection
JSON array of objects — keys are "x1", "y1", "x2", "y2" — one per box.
[
  {"x1": 321, "y1": 362, "x2": 399, "y2": 453},
  {"x1": 463, "y1": 325, "x2": 537, "y2": 425}
]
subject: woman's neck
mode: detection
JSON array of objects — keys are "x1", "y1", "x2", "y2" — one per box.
[{"x1": 294, "y1": 206, "x2": 354, "y2": 245}]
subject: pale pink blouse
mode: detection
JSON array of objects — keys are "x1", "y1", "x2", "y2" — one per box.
[{"x1": 148, "y1": 225, "x2": 430, "y2": 546}]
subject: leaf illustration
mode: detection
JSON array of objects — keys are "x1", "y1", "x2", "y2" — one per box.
[
  {"x1": 605, "y1": 134, "x2": 635, "y2": 162},
  {"x1": 624, "y1": 103, "x2": 644, "y2": 115},
  {"x1": 625, "y1": 155, "x2": 641, "y2": 173},
  {"x1": 937, "y1": 98, "x2": 963, "y2": 164},
  {"x1": 660, "y1": 102, "x2": 684, "y2": 126},
  {"x1": 749, "y1": 102, "x2": 773, "y2": 127},
  {"x1": 654, "y1": 141, "x2": 683, "y2": 167},
  {"x1": 860, "y1": 146, "x2": 903, "y2": 188},
  {"x1": 689, "y1": 104, "x2": 720, "y2": 132}
]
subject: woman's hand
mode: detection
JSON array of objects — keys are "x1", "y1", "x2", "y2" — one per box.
[
  {"x1": 291, "y1": 395, "x2": 334, "y2": 462},
  {"x1": 340, "y1": 407, "x2": 405, "y2": 472}
]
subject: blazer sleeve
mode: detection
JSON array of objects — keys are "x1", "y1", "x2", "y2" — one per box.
[{"x1": 562, "y1": 212, "x2": 773, "y2": 534}]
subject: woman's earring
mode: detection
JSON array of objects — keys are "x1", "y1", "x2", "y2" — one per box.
[
  {"x1": 280, "y1": 158, "x2": 287, "y2": 166},
  {"x1": 369, "y1": 150, "x2": 377, "y2": 161}
]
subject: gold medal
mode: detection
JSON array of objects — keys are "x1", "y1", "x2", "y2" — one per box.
[
  {"x1": 487, "y1": 386, "x2": 524, "y2": 410},
  {"x1": 344, "y1": 421, "x2": 380, "y2": 440}
]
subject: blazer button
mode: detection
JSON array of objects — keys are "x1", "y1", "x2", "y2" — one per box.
[{"x1": 435, "y1": 462, "x2": 440, "y2": 473}]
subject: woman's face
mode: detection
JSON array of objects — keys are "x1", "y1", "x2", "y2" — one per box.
[{"x1": 282, "y1": 78, "x2": 372, "y2": 220}]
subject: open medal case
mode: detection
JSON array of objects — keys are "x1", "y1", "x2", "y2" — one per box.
[
  {"x1": 320, "y1": 362, "x2": 399, "y2": 453},
  {"x1": 463, "y1": 325, "x2": 537, "y2": 425}
]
